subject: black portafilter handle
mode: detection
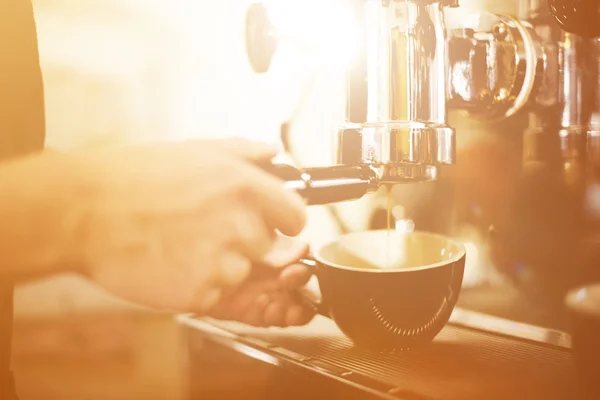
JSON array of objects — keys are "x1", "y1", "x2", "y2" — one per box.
[
  {"x1": 547, "y1": 0, "x2": 600, "y2": 38},
  {"x1": 259, "y1": 162, "x2": 379, "y2": 205}
]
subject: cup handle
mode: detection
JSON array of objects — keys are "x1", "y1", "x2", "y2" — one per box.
[{"x1": 289, "y1": 257, "x2": 330, "y2": 317}]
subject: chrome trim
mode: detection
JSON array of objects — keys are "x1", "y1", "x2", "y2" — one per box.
[
  {"x1": 448, "y1": 308, "x2": 572, "y2": 349},
  {"x1": 447, "y1": 12, "x2": 543, "y2": 120},
  {"x1": 337, "y1": 123, "x2": 454, "y2": 183},
  {"x1": 588, "y1": 39, "x2": 600, "y2": 176}
]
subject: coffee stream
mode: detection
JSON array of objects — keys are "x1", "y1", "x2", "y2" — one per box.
[
  {"x1": 334, "y1": 185, "x2": 397, "y2": 271},
  {"x1": 385, "y1": 184, "x2": 392, "y2": 269}
]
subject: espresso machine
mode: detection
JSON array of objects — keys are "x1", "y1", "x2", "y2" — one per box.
[
  {"x1": 246, "y1": 0, "x2": 600, "y2": 316},
  {"x1": 180, "y1": 1, "x2": 600, "y2": 399}
]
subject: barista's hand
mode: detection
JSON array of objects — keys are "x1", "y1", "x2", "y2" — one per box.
[
  {"x1": 80, "y1": 138, "x2": 306, "y2": 314},
  {"x1": 208, "y1": 235, "x2": 316, "y2": 327}
]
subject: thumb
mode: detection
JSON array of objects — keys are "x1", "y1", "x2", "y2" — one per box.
[{"x1": 262, "y1": 236, "x2": 310, "y2": 268}]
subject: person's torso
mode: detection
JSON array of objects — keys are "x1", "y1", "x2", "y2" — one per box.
[{"x1": 0, "y1": 0, "x2": 46, "y2": 398}]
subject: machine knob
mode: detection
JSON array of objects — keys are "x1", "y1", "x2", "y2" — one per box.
[
  {"x1": 245, "y1": 2, "x2": 277, "y2": 73},
  {"x1": 548, "y1": 0, "x2": 600, "y2": 38}
]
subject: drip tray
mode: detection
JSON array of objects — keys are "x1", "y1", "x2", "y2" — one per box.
[{"x1": 178, "y1": 309, "x2": 581, "y2": 400}]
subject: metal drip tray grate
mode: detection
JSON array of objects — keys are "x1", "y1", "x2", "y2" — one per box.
[{"x1": 179, "y1": 310, "x2": 581, "y2": 400}]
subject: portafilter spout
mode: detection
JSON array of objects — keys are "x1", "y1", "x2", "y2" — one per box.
[{"x1": 261, "y1": 163, "x2": 379, "y2": 205}]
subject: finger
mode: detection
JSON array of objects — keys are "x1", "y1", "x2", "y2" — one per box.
[
  {"x1": 235, "y1": 162, "x2": 307, "y2": 237},
  {"x1": 229, "y1": 206, "x2": 276, "y2": 263},
  {"x1": 191, "y1": 287, "x2": 223, "y2": 315},
  {"x1": 245, "y1": 262, "x2": 281, "y2": 283},
  {"x1": 242, "y1": 293, "x2": 270, "y2": 327},
  {"x1": 279, "y1": 264, "x2": 313, "y2": 290},
  {"x1": 210, "y1": 282, "x2": 269, "y2": 320},
  {"x1": 264, "y1": 295, "x2": 287, "y2": 327},
  {"x1": 285, "y1": 305, "x2": 316, "y2": 326},
  {"x1": 218, "y1": 251, "x2": 253, "y2": 287},
  {"x1": 262, "y1": 236, "x2": 309, "y2": 268},
  {"x1": 208, "y1": 138, "x2": 280, "y2": 163}
]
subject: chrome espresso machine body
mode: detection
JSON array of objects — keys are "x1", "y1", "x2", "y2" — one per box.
[{"x1": 248, "y1": 0, "x2": 600, "y2": 313}]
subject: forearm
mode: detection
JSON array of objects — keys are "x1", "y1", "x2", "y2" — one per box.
[{"x1": 0, "y1": 150, "x2": 92, "y2": 282}]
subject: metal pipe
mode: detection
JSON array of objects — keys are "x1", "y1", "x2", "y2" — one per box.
[{"x1": 337, "y1": 0, "x2": 455, "y2": 184}]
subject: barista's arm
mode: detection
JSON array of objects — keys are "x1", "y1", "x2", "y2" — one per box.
[{"x1": 0, "y1": 149, "x2": 89, "y2": 282}]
